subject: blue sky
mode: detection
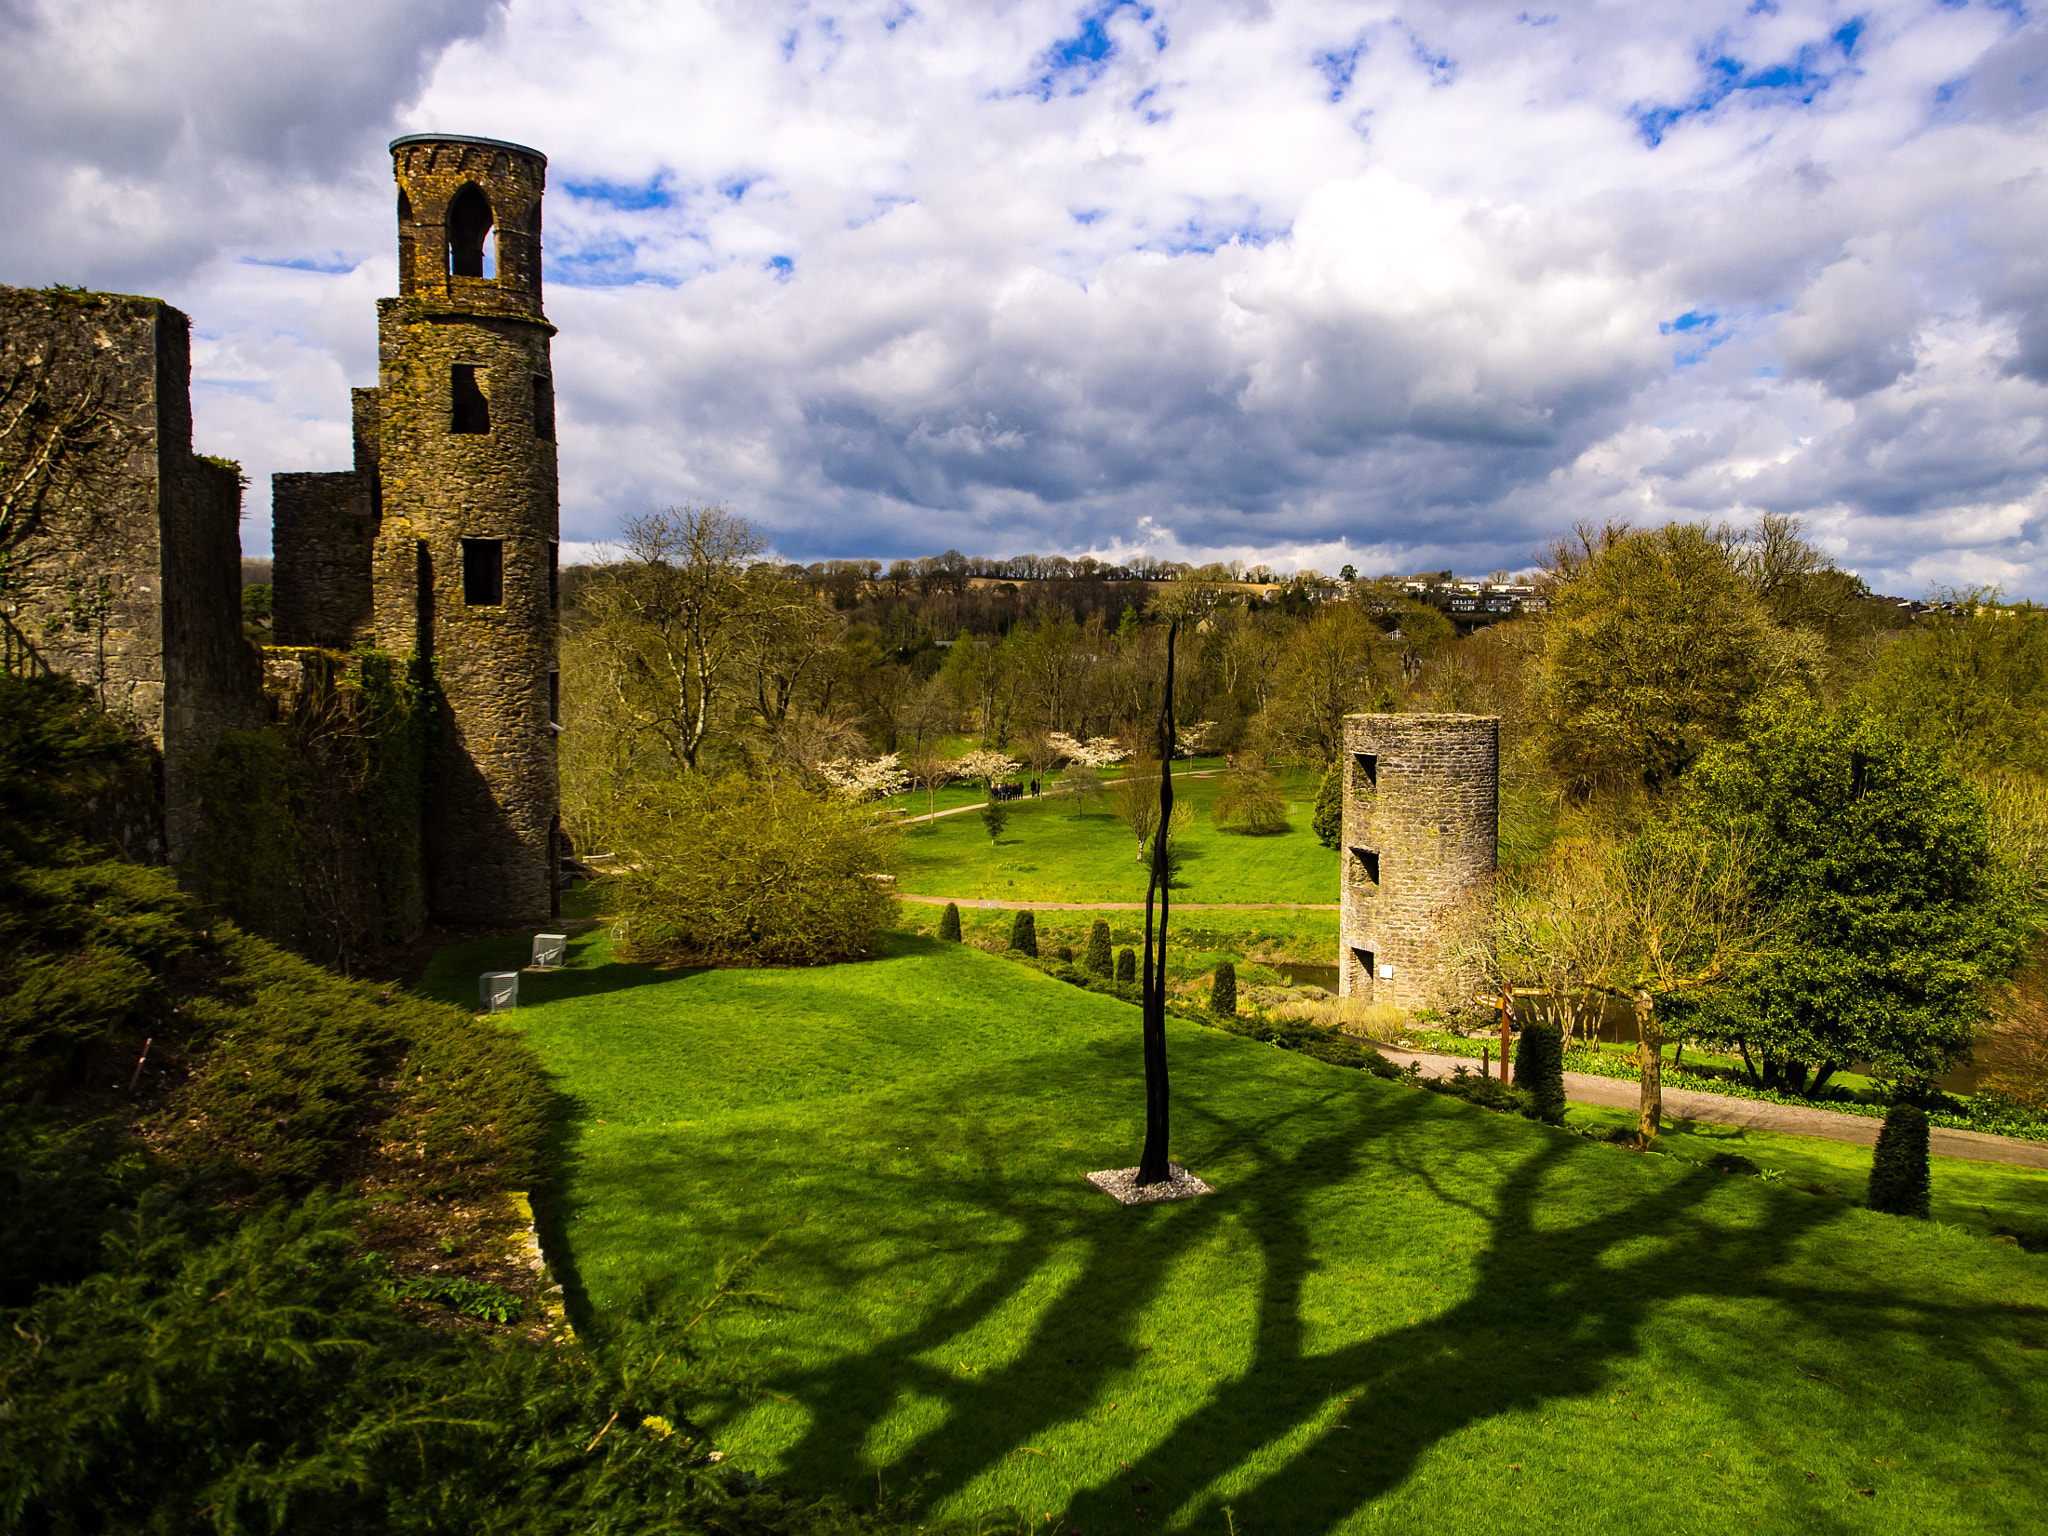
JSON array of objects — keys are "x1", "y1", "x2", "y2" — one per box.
[{"x1": 3, "y1": 0, "x2": 2046, "y2": 594}]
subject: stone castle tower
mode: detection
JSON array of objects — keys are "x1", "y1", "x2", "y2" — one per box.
[
  {"x1": 1337, "y1": 713, "x2": 1498, "y2": 1010},
  {"x1": 274, "y1": 133, "x2": 561, "y2": 925}
]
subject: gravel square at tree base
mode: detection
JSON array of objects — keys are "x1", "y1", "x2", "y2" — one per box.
[{"x1": 1086, "y1": 1163, "x2": 1215, "y2": 1205}]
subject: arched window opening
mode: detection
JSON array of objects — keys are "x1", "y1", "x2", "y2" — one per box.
[
  {"x1": 397, "y1": 188, "x2": 413, "y2": 225},
  {"x1": 446, "y1": 184, "x2": 495, "y2": 278}
]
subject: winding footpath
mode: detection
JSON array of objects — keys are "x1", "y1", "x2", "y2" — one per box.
[{"x1": 1369, "y1": 1043, "x2": 2048, "y2": 1171}]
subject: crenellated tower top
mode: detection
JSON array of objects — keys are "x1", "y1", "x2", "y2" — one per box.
[{"x1": 389, "y1": 133, "x2": 549, "y2": 318}]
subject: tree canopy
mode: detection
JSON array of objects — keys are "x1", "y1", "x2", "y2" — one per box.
[{"x1": 1682, "y1": 693, "x2": 2033, "y2": 1091}]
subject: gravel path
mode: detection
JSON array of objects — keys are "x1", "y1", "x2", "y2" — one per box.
[{"x1": 1369, "y1": 1043, "x2": 2048, "y2": 1171}]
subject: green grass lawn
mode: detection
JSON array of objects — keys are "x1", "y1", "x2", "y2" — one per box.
[
  {"x1": 419, "y1": 931, "x2": 2048, "y2": 1534},
  {"x1": 1560, "y1": 1106, "x2": 2048, "y2": 1239},
  {"x1": 892, "y1": 903, "x2": 1341, "y2": 983},
  {"x1": 873, "y1": 757, "x2": 1232, "y2": 823},
  {"x1": 892, "y1": 766, "x2": 1337, "y2": 904}
]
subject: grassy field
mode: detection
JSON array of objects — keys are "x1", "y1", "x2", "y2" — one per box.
[
  {"x1": 420, "y1": 931, "x2": 2048, "y2": 1534},
  {"x1": 873, "y1": 756, "x2": 1231, "y2": 823},
  {"x1": 1562, "y1": 1106, "x2": 2048, "y2": 1239},
  {"x1": 891, "y1": 765, "x2": 1337, "y2": 904},
  {"x1": 892, "y1": 902, "x2": 1341, "y2": 985}
]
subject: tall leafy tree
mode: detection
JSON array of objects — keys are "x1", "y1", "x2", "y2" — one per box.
[
  {"x1": 1684, "y1": 694, "x2": 2032, "y2": 1093},
  {"x1": 1533, "y1": 522, "x2": 1818, "y2": 796}
]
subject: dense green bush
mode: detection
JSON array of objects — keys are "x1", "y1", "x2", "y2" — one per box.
[
  {"x1": 1117, "y1": 947, "x2": 1136, "y2": 984},
  {"x1": 1086, "y1": 918, "x2": 1112, "y2": 975},
  {"x1": 1213, "y1": 1010, "x2": 1401, "y2": 1077},
  {"x1": 1009, "y1": 909, "x2": 1038, "y2": 957},
  {"x1": 0, "y1": 672, "x2": 152, "y2": 862},
  {"x1": 1514, "y1": 1021, "x2": 1566, "y2": 1124},
  {"x1": 1211, "y1": 961, "x2": 1237, "y2": 1016},
  {"x1": 1312, "y1": 762, "x2": 1343, "y2": 848},
  {"x1": 0, "y1": 1196, "x2": 916, "y2": 1535},
  {"x1": 1869, "y1": 1103, "x2": 1932, "y2": 1218},
  {"x1": 939, "y1": 902, "x2": 962, "y2": 942},
  {"x1": 613, "y1": 773, "x2": 899, "y2": 966},
  {"x1": 1425, "y1": 1065, "x2": 1534, "y2": 1116},
  {"x1": 152, "y1": 927, "x2": 551, "y2": 1200}
]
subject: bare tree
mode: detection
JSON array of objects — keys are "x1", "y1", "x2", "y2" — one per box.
[
  {"x1": 1602, "y1": 821, "x2": 1768, "y2": 1140},
  {"x1": 1110, "y1": 760, "x2": 1163, "y2": 861},
  {"x1": 577, "y1": 506, "x2": 766, "y2": 772}
]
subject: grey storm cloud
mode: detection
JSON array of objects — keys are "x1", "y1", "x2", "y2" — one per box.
[{"x1": 4, "y1": 0, "x2": 2047, "y2": 594}]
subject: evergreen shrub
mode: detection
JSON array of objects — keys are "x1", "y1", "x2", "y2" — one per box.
[
  {"x1": 1211, "y1": 961, "x2": 1237, "y2": 1016},
  {"x1": 1056, "y1": 945, "x2": 1072, "y2": 962},
  {"x1": 1312, "y1": 762, "x2": 1344, "y2": 848},
  {"x1": 1009, "y1": 909, "x2": 1037, "y2": 957},
  {"x1": 939, "y1": 902, "x2": 961, "y2": 941},
  {"x1": 1868, "y1": 1103, "x2": 1932, "y2": 1217},
  {"x1": 1086, "y1": 918, "x2": 1112, "y2": 975},
  {"x1": 1117, "y1": 947, "x2": 1136, "y2": 984},
  {"x1": 1514, "y1": 1021, "x2": 1567, "y2": 1124}
]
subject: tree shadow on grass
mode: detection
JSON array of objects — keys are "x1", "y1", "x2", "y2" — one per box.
[{"x1": 752, "y1": 1080, "x2": 2028, "y2": 1533}]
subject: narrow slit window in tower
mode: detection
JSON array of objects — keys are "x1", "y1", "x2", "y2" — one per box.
[
  {"x1": 548, "y1": 541, "x2": 559, "y2": 611},
  {"x1": 533, "y1": 375, "x2": 555, "y2": 442},
  {"x1": 450, "y1": 365, "x2": 490, "y2": 434},
  {"x1": 446, "y1": 184, "x2": 495, "y2": 278},
  {"x1": 462, "y1": 539, "x2": 503, "y2": 606},
  {"x1": 549, "y1": 670, "x2": 560, "y2": 724},
  {"x1": 397, "y1": 189, "x2": 413, "y2": 225},
  {"x1": 1354, "y1": 752, "x2": 1378, "y2": 788},
  {"x1": 1351, "y1": 847, "x2": 1380, "y2": 887}
]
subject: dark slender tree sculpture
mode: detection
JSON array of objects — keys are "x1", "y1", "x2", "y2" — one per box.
[{"x1": 1135, "y1": 617, "x2": 1181, "y2": 1185}]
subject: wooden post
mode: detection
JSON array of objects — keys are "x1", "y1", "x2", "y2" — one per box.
[{"x1": 1499, "y1": 992, "x2": 1512, "y2": 1081}]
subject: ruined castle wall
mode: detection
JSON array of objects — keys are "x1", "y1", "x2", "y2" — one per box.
[
  {"x1": 273, "y1": 387, "x2": 382, "y2": 649},
  {"x1": 273, "y1": 470, "x2": 376, "y2": 647},
  {"x1": 1, "y1": 288, "x2": 175, "y2": 738},
  {"x1": 1, "y1": 288, "x2": 261, "y2": 861},
  {"x1": 1338, "y1": 713, "x2": 1498, "y2": 1012},
  {"x1": 160, "y1": 447, "x2": 263, "y2": 862}
]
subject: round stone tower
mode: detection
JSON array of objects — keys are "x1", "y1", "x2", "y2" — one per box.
[
  {"x1": 369, "y1": 133, "x2": 561, "y2": 925},
  {"x1": 1337, "y1": 713, "x2": 1498, "y2": 1011}
]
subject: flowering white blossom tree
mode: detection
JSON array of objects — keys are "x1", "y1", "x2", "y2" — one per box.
[
  {"x1": 953, "y1": 749, "x2": 1021, "y2": 790},
  {"x1": 1175, "y1": 721, "x2": 1218, "y2": 758},
  {"x1": 818, "y1": 753, "x2": 910, "y2": 802},
  {"x1": 1048, "y1": 731, "x2": 1129, "y2": 767}
]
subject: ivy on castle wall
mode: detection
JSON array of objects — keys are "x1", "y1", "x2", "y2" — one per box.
[{"x1": 190, "y1": 647, "x2": 436, "y2": 968}]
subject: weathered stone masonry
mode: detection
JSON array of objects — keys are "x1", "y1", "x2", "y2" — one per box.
[
  {"x1": 0, "y1": 287, "x2": 261, "y2": 863},
  {"x1": 1338, "y1": 713, "x2": 1498, "y2": 1011},
  {"x1": 275, "y1": 134, "x2": 561, "y2": 926}
]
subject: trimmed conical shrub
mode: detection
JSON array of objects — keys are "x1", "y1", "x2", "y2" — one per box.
[
  {"x1": 1514, "y1": 1020, "x2": 1566, "y2": 1124},
  {"x1": 1086, "y1": 918, "x2": 1113, "y2": 976},
  {"x1": 1312, "y1": 762, "x2": 1344, "y2": 848},
  {"x1": 1869, "y1": 1103, "x2": 1932, "y2": 1218},
  {"x1": 1010, "y1": 909, "x2": 1038, "y2": 957},
  {"x1": 1116, "y1": 947, "x2": 1136, "y2": 984},
  {"x1": 939, "y1": 902, "x2": 961, "y2": 942},
  {"x1": 1211, "y1": 961, "x2": 1238, "y2": 1016}
]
